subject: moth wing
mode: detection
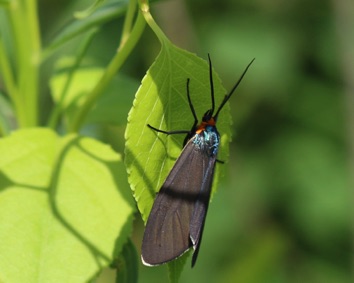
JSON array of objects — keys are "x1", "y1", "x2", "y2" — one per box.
[
  {"x1": 141, "y1": 138, "x2": 216, "y2": 266},
  {"x1": 190, "y1": 155, "x2": 216, "y2": 266}
]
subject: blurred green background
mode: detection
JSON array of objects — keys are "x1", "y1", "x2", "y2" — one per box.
[{"x1": 39, "y1": 0, "x2": 353, "y2": 282}]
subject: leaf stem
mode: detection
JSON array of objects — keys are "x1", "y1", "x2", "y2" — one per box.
[{"x1": 139, "y1": 0, "x2": 170, "y2": 46}]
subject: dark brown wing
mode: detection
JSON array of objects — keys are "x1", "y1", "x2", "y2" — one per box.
[
  {"x1": 141, "y1": 137, "x2": 217, "y2": 266},
  {"x1": 189, "y1": 154, "x2": 216, "y2": 266}
]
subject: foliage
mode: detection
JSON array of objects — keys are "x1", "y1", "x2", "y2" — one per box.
[
  {"x1": 0, "y1": 0, "x2": 352, "y2": 282},
  {"x1": 0, "y1": 0, "x2": 145, "y2": 282},
  {"x1": 0, "y1": 0, "x2": 233, "y2": 281},
  {"x1": 0, "y1": 128, "x2": 134, "y2": 282}
]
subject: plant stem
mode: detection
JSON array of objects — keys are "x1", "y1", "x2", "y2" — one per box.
[
  {"x1": 5, "y1": 0, "x2": 27, "y2": 127},
  {"x1": 0, "y1": 37, "x2": 23, "y2": 131},
  {"x1": 120, "y1": 0, "x2": 137, "y2": 48},
  {"x1": 6, "y1": 0, "x2": 41, "y2": 127},
  {"x1": 25, "y1": 0, "x2": 41, "y2": 126}
]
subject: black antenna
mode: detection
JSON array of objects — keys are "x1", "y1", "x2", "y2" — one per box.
[
  {"x1": 207, "y1": 54, "x2": 215, "y2": 115},
  {"x1": 186, "y1": 78, "x2": 198, "y2": 128},
  {"x1": 214, "y1": 58, "x2": 255, "y2": 120}
]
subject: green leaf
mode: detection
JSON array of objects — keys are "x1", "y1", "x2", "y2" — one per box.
[
  {"x1": 124, "y1": 42, "x2": 232, "y2": 273},
  {"x1": 50, "y1": 58, "x2": 101, "y2": 109},
  {"x1": 0, "y1": 128, "x2": 135, "y2": 283},
  {"x1": 115, "y1": 239, "x2": 139, "y2": 283},
  {"x1": 46, "y1": 1, "x2": 128, "y2": 52},
  {"x1": 168, "y1": 250, "x2": 191, "y2": 283},
  {"x1": 50, "y1": 57, "x2": 138, "y2": 126},
  {"x1": 86, "y1": 75, "x2": 139, "y2": 125},
  {"x1": 74, "y1": 0, "x2": 105, "y2": 19}
]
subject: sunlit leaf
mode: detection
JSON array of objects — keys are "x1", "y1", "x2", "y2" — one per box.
[
  {"x1": 0, "y1": 128, "x2": 135, "y2": 282},
  {"x1": 50, "y1": 57, "x2": 138, "y2": 125}
]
